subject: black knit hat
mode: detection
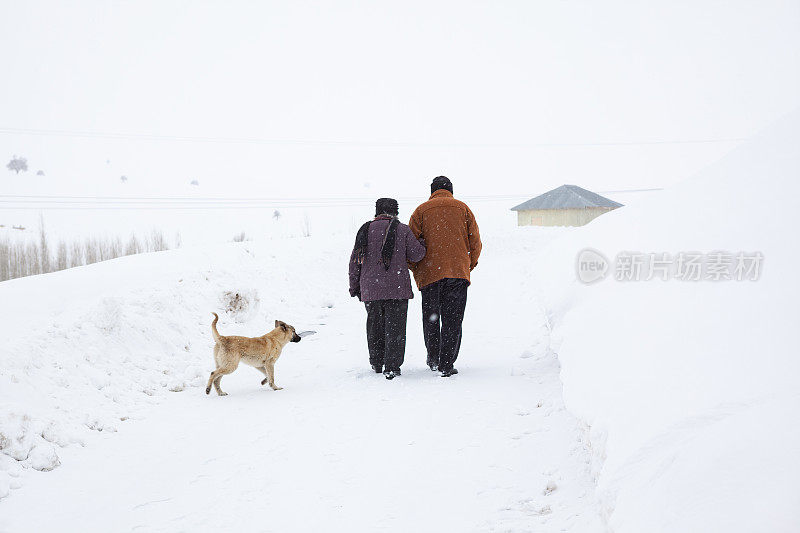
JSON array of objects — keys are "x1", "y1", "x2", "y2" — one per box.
[
  {"x1": 375, "y1": 198, "x2": 399, "y2": 216},
  {"x1": 431, "y1": 175, "x2": 453, "y2": 194}
]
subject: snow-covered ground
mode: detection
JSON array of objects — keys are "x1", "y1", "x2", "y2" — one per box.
[
  {"x1": 536, "y1": 112, "x2": 800, "y2": 532},
  {"x1": 0, "y1": 221, "x2": 604, "y2": 532},
  {"x1": 2, "y1": 2, "x2": 798, "y2": 530},
  {"x1": 2, "y1": 113, "x2": 799, "y2": 531}
]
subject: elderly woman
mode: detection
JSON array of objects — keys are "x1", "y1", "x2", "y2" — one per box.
[{"x1": 349, "y1": 198, "x2": 426, "y2": 379}]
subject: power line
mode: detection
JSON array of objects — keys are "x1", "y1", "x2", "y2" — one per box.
[
  {"x1": 0, "y1": 194, "x2": 519, "y2": 202},
  {"x1": 0, "y1": 189, "x2": 662, "y2": 210},
  {"x1": 0, "y1": 205, "x2": 376, "y2": 211},
  {"x1": 0, "y1": 193, "x2": 531, "y2": 205},
  {"x1": 0, "y1": 199, "x2": 517, "y2": 210},
  {"x1": 0, "y1": 127, "x2": 749, "y2": 148},
  {"x1": 596, "y1": 188, "x2": 663, "y2": 193}
]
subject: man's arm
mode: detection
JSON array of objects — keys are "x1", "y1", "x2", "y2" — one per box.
[
  {"x1": 466, "y1": 206, "x2": 482, "y2": 270},
  {"x1": 409, "y1": 207, "x2": 423, "y2": 239},
  {"x1": 404, "y1": 225, "x2": 426, "y2": 263}
]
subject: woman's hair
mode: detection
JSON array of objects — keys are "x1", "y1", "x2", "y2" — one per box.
[{"x1": 375, "y1": 198, "x2": 399, "y2": 217}]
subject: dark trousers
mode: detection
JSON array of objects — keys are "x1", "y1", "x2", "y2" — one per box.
[
  {"x1": 421, "y1": 278, "x2": 469, "y2": 371},
  {"x1": 364, "y1": 299, "x2": 409, "y2": 372}
]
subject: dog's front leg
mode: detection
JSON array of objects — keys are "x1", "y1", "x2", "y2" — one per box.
[{"x1": 266, "y1": 361, "x2": 282, "y2": 390}]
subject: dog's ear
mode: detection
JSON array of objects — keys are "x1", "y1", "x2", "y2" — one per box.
[{"x1": 275, "y1": 320, "x2": 280, "y2": 329}]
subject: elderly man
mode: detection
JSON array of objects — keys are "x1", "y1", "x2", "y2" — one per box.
[{"x1": 409, "y1": 176, "x2": 482, "y2": 377}]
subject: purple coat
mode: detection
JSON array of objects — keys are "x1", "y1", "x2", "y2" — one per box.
[{"x1": 349, "y1": 218, "x2": 426, "y2": 301}]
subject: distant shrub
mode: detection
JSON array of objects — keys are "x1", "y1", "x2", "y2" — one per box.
[
  {"x1": 232, "y1": 232, "x2": 249, "y2": 242},
  {"x1": 148, "y1": 229, "x2": 168, "y2": 252},
  {"x1": 0, "y1": 238, "x2": 9, "y2": 281},
  {"x1": 6, "y1": 155, "x2": 28, "y2": 175},
  {"x1": 0, "y1": 228, "x2": 182, "y2": 282},
  {"x1": 56, "y1": 241, "x2": 68, "y2": 271},
  {"x1": 125, "y1": 235, "x2": 142, "y2": 256}
]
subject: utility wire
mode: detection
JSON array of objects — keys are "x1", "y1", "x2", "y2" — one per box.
[
  {"x1": 0, "y1": 189, "x2": 661, "y2": 202},
  {"x1": 0, "y1": 194, "x2": 525, "y2": 202},
  {"x1": 0, "y1": 189, "x2": 662, "y2": 210},
  {"x1": 0, "y1": 127, "x2": 749, "y2": 148},
  {"x1": 0, "y1": 200, "x2": 517, "y2": 210}
]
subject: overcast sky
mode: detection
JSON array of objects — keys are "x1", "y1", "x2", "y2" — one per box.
[{"x1": 1, "y1": 1, "x2": 798, "y2": 199}]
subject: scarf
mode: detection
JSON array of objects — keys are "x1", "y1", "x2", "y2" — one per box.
[{"x1": 352, "y1": 215, "x2": 399, "y2": 270}]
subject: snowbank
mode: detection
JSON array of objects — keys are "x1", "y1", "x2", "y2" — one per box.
[
  {"x1": 536, "y1": 111, "x2": 800, "y2": 531},
  {"x1": 0, "y1": 191, "x2": 519, "y2": 503},
  {"x1": 0, "y1": 235, "x2": 345, "y2": 500}
]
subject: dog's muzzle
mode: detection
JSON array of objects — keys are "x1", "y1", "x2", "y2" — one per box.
[{"x1": 291, "y1": 334, "x2": 302, "y2": 343}]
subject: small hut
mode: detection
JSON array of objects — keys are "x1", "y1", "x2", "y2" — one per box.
[{"x1": 511, "y1": 184, "x2": 622, "y2": 227}]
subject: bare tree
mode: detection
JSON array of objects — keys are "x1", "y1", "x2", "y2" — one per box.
[
  {"x1": 84, "y1": 238, "x2": 99, "y2": 265},
  {"x1": 110, "y1": 237, "x2": 123, "y2": 259},
  {"x1": 99, "y1": 239, "x2": 110, "y2": 261},
  {"x1": 36, "y1": 170, "x2": 45, "y2": 176},
  {"x1": 56, "y1": 241, "x2": 69, "y2": 271},
  {"x1": 7, "y1": 155, "x2": 28, "y2": 175},
  {"x1": 125, "y1": 235, "x2": 141, "y2": 256},
  {"x1": 25, "y1": 241, "x2": 40, "y2": 276},
  {"x1": 99, "y1": 237, "x2": 121, "y2": 261},
  {"x1": 0, "y1": 237, "x2": 9, "y2": 281},
  {"x1": 69, "y1": 241, "x2": 84, "y2": 268},
  {"x1": 39, "y1": 215, "x2": 52, "y2": 274},
  {"x1": 120, "y1": 175, "x2": 128, "y2": 183},
  {"x1": 10, "y1": 242, "x2": 25, "y2": 278},
  {"x1": 273, "y1": 210, "x2": 282, "y2": 221},
  {"x1": 148, "y1": 229, "x2": 168, "y2": 252}
]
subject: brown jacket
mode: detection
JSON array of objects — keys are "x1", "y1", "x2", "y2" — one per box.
[{"x1": 408, "y1": 189, "x2": 482, "y2": 289}]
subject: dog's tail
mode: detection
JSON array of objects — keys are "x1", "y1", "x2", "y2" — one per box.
[{"x1": 211, "y1": 312, "x2": 222, "y2": 343}]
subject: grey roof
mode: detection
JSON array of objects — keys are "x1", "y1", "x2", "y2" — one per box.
[{"x1": 511, "y1": 184, "x2": 623, "y2": 211}]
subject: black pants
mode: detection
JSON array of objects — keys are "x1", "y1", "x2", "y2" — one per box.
[
  {"x1": 364, "y1": 299, "x2": 409, "y2": 372},
  {"x1": 421, "y1": 278, "x2": 469, "y2": 371}
]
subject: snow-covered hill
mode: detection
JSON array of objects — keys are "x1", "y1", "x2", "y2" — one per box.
[
  {"x1": 1, "y1": 113, "x2": 798, "y2": 532},
  {"x1": 0, "y1": 236, "x2": 339, "y2": 495},
  {"x1": 0, "y1": 222, "x2": 608, "y2": 531},
  {"x1": 536, "y1": 111, "x2": 800, "y2": 532}
]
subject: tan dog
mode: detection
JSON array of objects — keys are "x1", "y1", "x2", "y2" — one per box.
[{"x1": 206, "y1": 312, "x2": 302, "y2": 396}]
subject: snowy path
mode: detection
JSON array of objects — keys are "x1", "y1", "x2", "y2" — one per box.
[{"x1": 0, "y1": 231, "x2": 603, "y2": 532}]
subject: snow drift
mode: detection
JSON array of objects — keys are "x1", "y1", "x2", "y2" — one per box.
[
  {"x1": 0, "y1": 236, "x2": 342, "y2": 500},
  {"x1": 536, "y1": 111, "x2": 800, "y2": 532}
]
